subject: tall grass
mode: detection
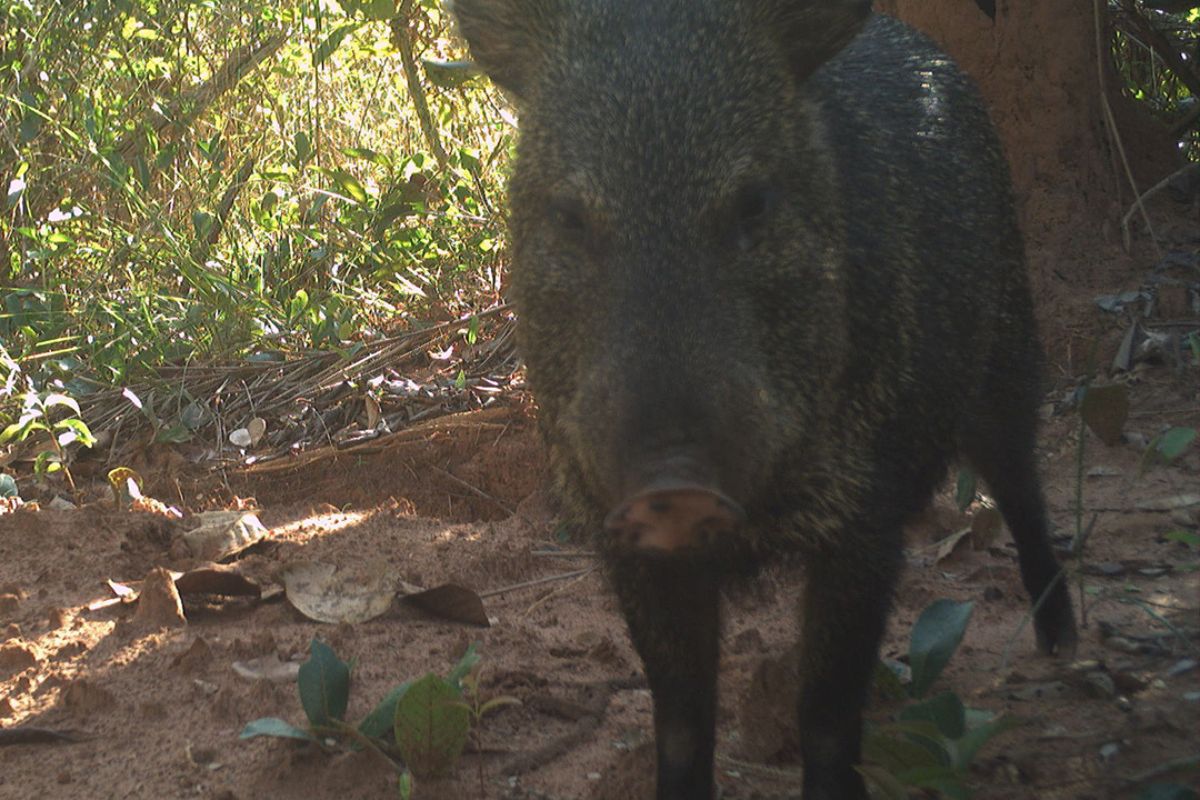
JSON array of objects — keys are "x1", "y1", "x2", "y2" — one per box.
[{"x1": 1, "y1": 0, "x2": 509, "y2": 395}]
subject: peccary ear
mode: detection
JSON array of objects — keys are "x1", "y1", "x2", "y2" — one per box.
[
  {"x1": 765, "y1": 0, "x2": 872, "y2": 80},
  {"x1": 450, "y1": 0, "x2": 562, "y2": 101}
]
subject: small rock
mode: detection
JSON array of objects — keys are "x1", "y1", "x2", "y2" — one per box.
[
  {"x1": 47, "y1": 496, "x2": 76, "y2": 511},
  {"x1": 0, "y1": 641, "x2": 39, "y2": 676},
  {"x1": 1184, "y1": 691, "x2": 1200, "y2": 702},
  {"x1": 171, "y1": 636, "x2": 214, "y2": 673},
  {"x1": 1082, "y1": 672, "x2": 1117, "y2": 699},
  {"x1": 1098, "y1": 742, "x2": 1120, "y2": 763},
  {"x1": 1115, "y1": 695, "x2": 1133, "y2": 713},
  {"x1": 0, "y1": 593, "x2": 21, "y2": 616},
  {"x1": 1167, "y1": 658, "x2": 1198, "y2": 678},
  {"x1": 1124, "y1": 431, "x2": 1150, "y2": 449}
]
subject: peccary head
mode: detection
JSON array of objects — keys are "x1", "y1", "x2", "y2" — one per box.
[{"x1": 454, "y1": 0, "x2": 872, "y2": 553}]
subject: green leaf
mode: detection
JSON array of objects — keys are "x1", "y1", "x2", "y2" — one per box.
[
  {"x1": 909, "y1": 599, "x2": 973, "y2": 698},
  {"x1": 192, "y1": 210, "x2": 214, "y2": 238},
  {"x1": 34, "y1": 451, "x2": 62, "y2": 476},
  {"x1": 315, "y1": 22, "x2": 362, "y2": 67},
  {"x1": 298, "y1": 639, "x2": 351, "y2": 726},
  {"x1": 856, "y1": 764, "x2": 910, "y2": 799},
  {"x1": 294, "y1": 131, "x2": 313, "y2": 165},
  {"x1": 954, "y1": 468, "x2": 976, "y2": 512},
  {"x1": 154, "y1": 420, "x2": 194, "y2": 444},
  {"x1": 1164, "y1": 530, "x2": 1200, "y2": 549},
  {"x1": 54, "y1": 418, "x2": 96, "y2": 448},
  {"x1": 239, "y1": 717, "x2": 317, "y2": 741},
  {"x1": 895, "y1": 765, "x2": 971, "y2": 800},
  {"x1": 394, "y1": 673, "x2": 471, "y2": 778},
  {"x1": 446, "y1": 643, "x2": 480, "y2": 690},
  {"x1": 43, "y1": 393, "x2": 81, "y2": 415},
  {"x1": 1155, "y1": 427, "x2": 1196, "y2": 462},
  {"x1": 899, "y1": 691, "x2": 966, "y2": 739},
  {"x1": 329, "y1": 169, "x2": 370, "y2": 204},
  {"x1": 873, "y1": 659, "x2": 909, "y2": 701},
  {"x1": 358, "y1": 682, "x2": 412, "y2": 739},
  {"x1": 342, "y1": 147, "x2": 386, "y2": 164},
  {"x1": 863, "y1": 723, "x2": 947, "y2": 774},
  {"x1": 0, "y1": 474, "x2": 18, "y2": 498},
  {"x1": 954, "y1": 712, "x2": 1021, "y2": 769},
  {"x1": 1, "y1": 415, "x2": 44, "y2": 444}
]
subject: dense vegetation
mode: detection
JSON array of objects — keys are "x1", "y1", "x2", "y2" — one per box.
[{"x1": 1, "y1": 0, "x2": 508, "y2": 397}]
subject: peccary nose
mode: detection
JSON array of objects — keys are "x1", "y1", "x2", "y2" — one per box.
[{"x1": 604, "y1": 478, "x2": 745, "y2": 553}]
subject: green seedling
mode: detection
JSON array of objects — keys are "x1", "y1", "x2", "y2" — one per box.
[
  {"x1": 0, "y1": 389, "x2": 96, "y2": 495},
  {"x1": 242, "y1": 639, "x2": 515, "y2": 794},
  {"x1": 862, "y1": 599, "x2": 1018, "y2": 799}
]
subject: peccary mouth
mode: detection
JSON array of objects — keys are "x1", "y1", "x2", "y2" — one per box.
[{"x1": 604, "y1": 475, "x2": 746, "y2": 553}]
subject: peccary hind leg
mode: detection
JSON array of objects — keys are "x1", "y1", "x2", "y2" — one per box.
[
  {"x1": 609, "y1": 557, "x2": 722, "y2": 799},
  {"x1": 798, "y1": 545, "x2": 902, "y2": 800},
  {"x1": 964, "y1": 421, "x2": 1078, "y2": 655}
]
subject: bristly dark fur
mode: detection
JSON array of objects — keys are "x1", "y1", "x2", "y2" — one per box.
[{"x1": 452, "y1": 2, "x2": 1077, "y2": 798}]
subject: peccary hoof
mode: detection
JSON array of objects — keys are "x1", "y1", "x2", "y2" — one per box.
[{"x1": 605, "y1": 480, "x2": 745, "y2": 552}]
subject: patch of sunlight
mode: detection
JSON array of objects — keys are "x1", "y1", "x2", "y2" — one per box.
[
  {"x1": 274, "y1": 509, "x2": 371, "y2": 539},
  {"x1": 5, "y1": 616, "x2": 116, "y2": 725}
]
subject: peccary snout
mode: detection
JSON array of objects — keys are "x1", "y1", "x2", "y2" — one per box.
[{"x1": 605, "y1": 469, "x2": 745, "y2": 552}]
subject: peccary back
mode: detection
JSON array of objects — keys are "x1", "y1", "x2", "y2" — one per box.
[{"x1": 453, "y1": 1, "x2": 1077, "y2": 797}]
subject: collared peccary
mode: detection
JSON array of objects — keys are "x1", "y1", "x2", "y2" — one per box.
[{"x1": 452, "y1": 0, "x2": 1078, "y2": 797}]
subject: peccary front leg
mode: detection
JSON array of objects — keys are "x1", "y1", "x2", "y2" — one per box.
[
  {"x1": 608, "y1": 556, "x2": 722, "y2": 800},
  {"x1": 798, "y1": 546, "x2": 902, "y2": 800}
]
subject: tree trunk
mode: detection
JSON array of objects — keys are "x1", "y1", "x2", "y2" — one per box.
[{"x1": 878, "y1": 0, "x2": 1179, "y2": 261}]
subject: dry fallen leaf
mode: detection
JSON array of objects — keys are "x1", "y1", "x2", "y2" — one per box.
[
  {"x1": 402, "y1": 583, "x2": 490, "y2": 627},
  {"x1": 177, "y1": 511, "x2": 269, "y2": 562},
  {"x1": 1079, "y1": 384, "x2": 1129, "y2": 446},
  {"x1": 933, "y1": 527, "x2": 971, "y2": 564},
  {"x1": 969, "y1": 507, "x2": 1003, "y2": 550},
  {"x1": 232, "y1": 654, "x2": 303, "y2": 683},
  {"x1": 282, "y1": 560, "x2": 396, "y2": 624}
]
